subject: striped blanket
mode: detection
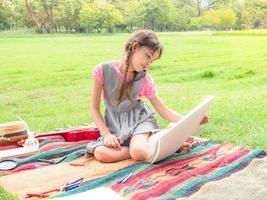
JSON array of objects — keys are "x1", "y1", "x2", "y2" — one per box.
[
  {"x1": 0, "y1": 137, "x2": 265, "y2": 199},
  {"x1": 54, "y1": 141, "x2": 265, "y2": 200},
  {"x1": 0, "y1": 135, "x2": 89, "y2": 176}
]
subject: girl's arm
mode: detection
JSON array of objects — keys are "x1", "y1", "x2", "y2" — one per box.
[
  {"x1": 91, "y1": 77, "x2": 121, "y2": 149},
  {"x1": 149, "y1": 95, "x2": 209, "y2": 125},
  {"x1": 90, "y1": 77, "x2": 111, "y2": 136},
  {"x1": 149, "y1": 95, "x2": 183, "y2": 122}
]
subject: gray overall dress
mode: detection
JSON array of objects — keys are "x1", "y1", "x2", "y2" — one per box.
[{"x1": 86, "y1": 62, "x2": 160, "y2": 154}]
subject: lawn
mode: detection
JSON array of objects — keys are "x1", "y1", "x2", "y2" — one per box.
[{"x1": 0, "y1": 30, "x2": 266, "y2": 149}]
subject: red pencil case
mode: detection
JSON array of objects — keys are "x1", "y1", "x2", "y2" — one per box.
[
  {"x1": 35, "y1": 127, "x2": 100, "y2": 142},
  {"x1": 65, "y1": 128, "x2": 100, "y2": 141}
]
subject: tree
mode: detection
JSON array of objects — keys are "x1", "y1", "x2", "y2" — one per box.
[
  {"x1": 192, "y1": 0, "x2": 240, "y2": 16},
  {"x1": 137, "y1": 0, "x2": 175, "y2": 31},
  {"x1": 216, "y1": 7, "x2": 237, "y2": 29},
  {"x1": 0, "y1": 0, "x2": 265, "y2": 32},
  {"x1": 79, "y1": 1, "x2": 123, "y2": 33},
  {"x1": 118, "y1": 0, "x2": 142, "y2": 31},
  {"x1": 242, "y1": 0, "x2": 267, "y2": 29},
  {"x1": 9, "y1": 0, "x2": 31, "y2": 29},
  {"x1": 25, "y1": 0, "x2": 61, "y2": 33},
  {"x1": 79, "y1": 1, "x2": 101, "y2": 32},
  {"x1": 190, "y1": 7, "x2": 237, "y2": 30},
  {"x1": 0, "y1": 0, "x2": 12, "y2": 30},
  {"x1": 101, "y1": 3, "x2": 124, "y2": 32},
  {"x1": 195, "y1": 0, "x2": 202, "y2": 16},
  {"x1": 56, "y1": 0, "x2": 82, "y2": 33},
  {"x1": 172, "y1": 0, "x2": 199, "y2": 31}
]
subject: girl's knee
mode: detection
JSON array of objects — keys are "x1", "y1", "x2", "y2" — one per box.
[
  {"x1": 130, "y1": 145, "x2": 152, "y2": 161},
  {"x1": 94, "y1": 146, "x2": 113, "y2": 163}
]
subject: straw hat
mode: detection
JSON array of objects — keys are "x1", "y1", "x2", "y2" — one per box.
[{"x1": 0, "y1": 121, "x2": 28, "y2": 145}]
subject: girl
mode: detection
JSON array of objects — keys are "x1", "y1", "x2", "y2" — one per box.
[{"x1": 87, "y1": 30, "x2": 208, "y2": 163}]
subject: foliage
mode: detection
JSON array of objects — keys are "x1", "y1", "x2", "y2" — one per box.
[
  {"x1": 191, "y1": 7, "x2": 237, "y2": 30},
  {"x1": 79, "y1": 1, "x2": 100, "y2": 32},
  {"x1": 0, "y1": 0, "x2": 265, "y2": 32},
  {"x1": 241, "y1": 0, "x2": 267, "y2": 29},
  {"x1": 0, "y1": 0, "x2": 12, "y2": 30},
  {"x1": 56, "y1": 0, "x2": 82, "y2": 33},
  {"x1": 80, "y1": 1, "x2": 123, "y2": 33}
]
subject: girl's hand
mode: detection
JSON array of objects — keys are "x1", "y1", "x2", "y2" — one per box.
[
  {"x1": 177, "y1": 136, "x2": 193, "y2": 152},
  {"x1": 103, "y1": 134, "x2": 121, "y2": 149},
  {"x1": 200, "y1": 115, "x2": 209, "y2": 125}
]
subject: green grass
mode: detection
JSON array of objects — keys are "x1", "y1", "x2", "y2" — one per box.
[
  {"x1": 213, "y1": 29, "x2": 267, "y2": 36},
  {"x1": 0, "y1": 29, "x2": 267, "y2": 199},
  {"x1": 0, "y1": 187, "x2": 19, "y2": 200}
]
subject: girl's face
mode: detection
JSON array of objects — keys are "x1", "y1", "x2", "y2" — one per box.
[{"x1": 129, "y1": 46, "x2": 160, "y2": 72}]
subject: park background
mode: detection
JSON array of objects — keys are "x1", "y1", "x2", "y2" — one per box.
[{"x1": 0, "y1": 0, "x2": 266, "y2": 199}]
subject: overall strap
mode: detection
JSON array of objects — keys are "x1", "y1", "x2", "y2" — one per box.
[{"x1": 102, "y1": 62, "x2": 146, "y2": 112}]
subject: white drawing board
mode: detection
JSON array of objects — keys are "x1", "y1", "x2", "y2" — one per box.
[{"x1": 150, "y1": 95, "x2": 214, "y2": 164}]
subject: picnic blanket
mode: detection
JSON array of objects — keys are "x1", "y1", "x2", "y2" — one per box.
[
  {"x1": 55, "y1": 141, "x2": 265, "y2": 200},
  {"x1": 0, "y1": 135, "x2": 266, "y2": 199},
  {"x1": 0, "y1": 135, "x2": 89, "y2": 176}
]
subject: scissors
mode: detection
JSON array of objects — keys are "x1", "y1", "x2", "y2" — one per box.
[{"x1": 0, "y1": 156, "x2": 67, "y2": 171}]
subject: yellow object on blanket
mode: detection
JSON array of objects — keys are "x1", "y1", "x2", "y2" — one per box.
[{"x1": 0, "y1": 121, "x2": 28, "y2": 145}]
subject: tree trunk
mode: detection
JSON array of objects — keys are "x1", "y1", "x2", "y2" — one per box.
[
  {"x1": 25, "y1": 0, "x2": 41, "y2": 29},
  {"x1": 41, "y1": 0, "x2": 51, "y2": 33},
  {"x1": 197, "y1": 0, "x2": 202, "y2": 16}
]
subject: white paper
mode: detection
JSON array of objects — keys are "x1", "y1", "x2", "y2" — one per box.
[
  {"x1": 0, "y1": 146, "x2": 39, "y2": 160},
  {"x1": 54, "y1": 187, "x2": 125, "y2": 200}
]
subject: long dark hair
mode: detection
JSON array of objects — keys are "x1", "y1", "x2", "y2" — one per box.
[{"x1": 117, "y1": 30, "x2": 163, "y2": 104}]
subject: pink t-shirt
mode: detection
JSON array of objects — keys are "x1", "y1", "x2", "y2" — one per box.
[{"x1": 92, "y1": 61, "x2": 157, "y2": 99}]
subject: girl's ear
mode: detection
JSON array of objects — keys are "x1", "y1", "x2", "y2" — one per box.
[{"x1": 131, "y1": 41, "x2": 139, "y2": 52}]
